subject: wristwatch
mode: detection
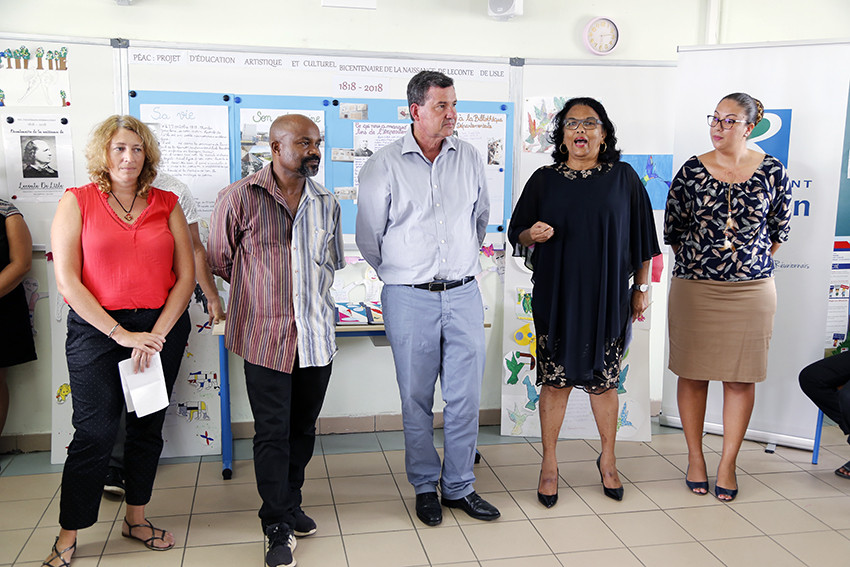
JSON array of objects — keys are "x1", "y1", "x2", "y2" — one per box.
[{"x1": 633, "y1": 283, "x2": 649, "y2": 293}]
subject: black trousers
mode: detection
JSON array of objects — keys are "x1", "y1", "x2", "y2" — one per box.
[
  {"x1": 244, "y1": 357, "x2": 332, "y2": 532},
  {"x1": 59, "y1": 308, "x2": 191, "y2": 530},
  {"x1": 799, "y1": 350, "x2": 850, "y2": 442}
]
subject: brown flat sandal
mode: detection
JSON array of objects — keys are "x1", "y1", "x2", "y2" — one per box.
[
  {"x1": 42, "y1": 536, "x2": 76, "y2": 567},
  {"x1": 122, "y1": 518, "x2": 175, "y2": 551}
]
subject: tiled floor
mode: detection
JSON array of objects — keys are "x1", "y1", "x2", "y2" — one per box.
[{"x1": 2, "y1": 422, "x2": 850, "y2": 566}]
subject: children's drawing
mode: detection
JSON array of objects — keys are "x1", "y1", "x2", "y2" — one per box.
[
  {"x1": 187, "y1": 371, "x2": 219, "y2": 391},
  {"x1": 513, "y1": 322, "x2": 536, "y2": 357},
  {"x1": 617, "y1": 401, "x2": 634, "y2": 431},
  {"x1": 169, "y1": 401, "x2": 210, "y2": 422},
  {"x1": 503, "y1": 351, "x2": 535, "y2": 385},
  {"x1": 515, "y1": 287, "x2": 533, "y2": 320},
  {"x1": 199, "y1": 431, "x2": 215, "y2": 445},
  {"x1": 55, "y1": 383, "x2": 71, "y2": 404},
  {"x1": 506, "y1": 404, "x2": 529, "y2": 435},
  {"x1": 331, "y1": 280, "x2": 358, "y2": 303},
  {"x1": 617, "y1": 364, "x2": 629, "y2": 395},
  {"x1": 523, "y1": 96, "x2": 567, "y2": 153},
  {"x1": 522, "y1": 375, "x2": 540, "y2": 411},
  {"x1": 363, "y1": 267, "x2": 382, "y2": 302}
]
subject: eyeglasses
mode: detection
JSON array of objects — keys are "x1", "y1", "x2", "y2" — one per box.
[
  {"x1": 564, "y1": 118, "x2": 603, "y2": 130},
  {"x1": 707, "y1": 115, "x2": 749, "y2": 130}
]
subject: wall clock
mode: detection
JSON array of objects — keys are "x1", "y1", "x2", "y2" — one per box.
[{"x1": 584, "y1": 17, "x2": 619, "y2": 55}]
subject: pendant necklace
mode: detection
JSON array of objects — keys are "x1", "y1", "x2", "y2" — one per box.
[
  {"x1": 721, "y1": 183, "x2": 735, "y2": 251},
  {"x1": 111, "y1": 191, "x2": 138, "y2": 221}
]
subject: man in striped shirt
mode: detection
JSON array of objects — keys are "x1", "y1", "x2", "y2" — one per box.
[{"x1": 209, "y1": 114, "x2": 344, "y2": 567}]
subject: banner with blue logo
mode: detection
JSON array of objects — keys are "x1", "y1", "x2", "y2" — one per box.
[{"x1": 662, "y1": 42, "x2": 850, "y2": 450}]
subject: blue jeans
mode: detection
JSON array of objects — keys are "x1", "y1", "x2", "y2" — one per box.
[{"x1": 381, "y1": 281, "x2": 486, "y2": 499}]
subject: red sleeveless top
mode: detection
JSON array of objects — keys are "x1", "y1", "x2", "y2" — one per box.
[{"x1": 69, "y1": 183, "x2": 178, "y2": 310}]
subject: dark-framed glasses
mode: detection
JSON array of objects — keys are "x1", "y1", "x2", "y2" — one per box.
[
  {"x1": 564, "y1": 118, "x2": 603, "y2": 130},
  {"x1": 707, "y1": 115, "x2": 748, "y2": 130}
]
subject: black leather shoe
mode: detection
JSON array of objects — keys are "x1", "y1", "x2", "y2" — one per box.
[
  {"x1": 415, "y1": 492, "x2": 442, "y2": 526},
  {"x1": 441, "y1": 491, "x2": 500, "y2": 521}
]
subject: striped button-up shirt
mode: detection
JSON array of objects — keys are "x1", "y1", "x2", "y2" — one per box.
[{"x1": 208, "y1": 164, "x2": 345, "y2": 372}]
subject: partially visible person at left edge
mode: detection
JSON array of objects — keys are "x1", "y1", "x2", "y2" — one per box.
[
  {"x1": 209, "y1": 114, "x2": 344, "y2": 567},
  {"x1": 45, "y1": 115, "x2": 194, "y2": 566},
  {"x1": 0, "y1": 199, "x2": 37, "y2": 440}
]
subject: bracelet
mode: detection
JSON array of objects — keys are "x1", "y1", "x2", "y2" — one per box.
[{"x1": 107, "y1": 323, "x2": 121, "y2": 339}]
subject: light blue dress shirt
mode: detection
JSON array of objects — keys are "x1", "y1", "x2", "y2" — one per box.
[{"x1": 355, "y1": 126, "x2": 490, "y2": 285}]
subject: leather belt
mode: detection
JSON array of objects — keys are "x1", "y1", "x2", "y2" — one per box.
[{"x1": 409, "y1": 276, "x2": 475, "y2": 292}]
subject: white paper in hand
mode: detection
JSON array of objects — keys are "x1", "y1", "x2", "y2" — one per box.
[{"x1": 118, "y1": 352, "x2": 169, "y2": 417}]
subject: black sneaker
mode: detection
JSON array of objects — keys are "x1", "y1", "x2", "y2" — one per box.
[
  {"x1": 265, "y1": 523, "x2": 296, "y2": 567},
  {"x1": 292, "y1": 508, "x2": 317, "y2": 537},
  {"x1": 104, "y1": 467, "x2": 125, "y2": 497}
]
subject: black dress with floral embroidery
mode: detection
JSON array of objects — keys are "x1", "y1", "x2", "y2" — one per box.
[
  {"x1": 664, "y1": 155, "x2": 791, "y2": 281},
  {"x1": 508, "y1": 162, "x2": 660, "y2": 393}
]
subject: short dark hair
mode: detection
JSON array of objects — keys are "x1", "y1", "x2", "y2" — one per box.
[
  {"x1": 407, "y1": 71, "x2": 454, "y2": 114},
  {"x1": 548, "y1": 97, "x2": 621, "y2": 165},
  {"x1": 721, "y1": 92, "x2": 764, "y2": 125}
]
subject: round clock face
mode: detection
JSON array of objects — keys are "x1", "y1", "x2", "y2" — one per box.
[{"x1": 584, "y1": 17, "x2": 619, "y2": 55}]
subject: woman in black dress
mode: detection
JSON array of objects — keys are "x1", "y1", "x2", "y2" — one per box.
[
  {"x1": 0, "y1": 199, "x2": 37, "y2": 438},
  {"x1": 508, "y1": 97, "x2": 659, "y2": 506}
]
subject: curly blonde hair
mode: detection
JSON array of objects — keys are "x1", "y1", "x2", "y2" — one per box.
[{"x1": 86, "y1": 115, "x2": 160, "y2": 196}]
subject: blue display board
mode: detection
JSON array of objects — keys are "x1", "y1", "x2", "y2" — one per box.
[{"x1": 129, "y1": 90, "x2": 513, "y2": 234}]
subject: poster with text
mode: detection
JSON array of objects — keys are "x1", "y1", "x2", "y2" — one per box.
[
  {"x1": 139, "y1": 104, "x2": 231, "y2": 216},
  {"x1": 240, "y1": 108, "x2": 326, "y2": 189},
  {"x1": 2, "y1": 114, "x2": 74, "y2": 202},
  {"x1": 456, "y1": 112, "x2": 507, "y2": 226},
  {"x1": 352, "y1": 122, "x2": 408, "y2": 191}
]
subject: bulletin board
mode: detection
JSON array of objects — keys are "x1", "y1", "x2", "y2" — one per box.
[
  {"x1": 123, "y1": 42, "x2": 515, "y2": 233},
  {"x1": 128, "y1": 89, "x2": 514, "y2": 233}
]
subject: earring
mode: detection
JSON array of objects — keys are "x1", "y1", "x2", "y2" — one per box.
[
  {"x1": 559, "y1": 143, "x2": 568, "y2": 155},
  {"x1": 600, "y1": 141, "x2": 607, "y2": 154}
]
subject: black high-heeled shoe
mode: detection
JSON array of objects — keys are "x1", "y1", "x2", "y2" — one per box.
[
  {"x1": 596, "y1": 455, "x2": 624, "y2": 501},
  {"x1": 537, "y1": 470, "x2": 559, "y2": 508},
  {"x1": 685, "y1": 466, "x2": 709, "y2": 495}
]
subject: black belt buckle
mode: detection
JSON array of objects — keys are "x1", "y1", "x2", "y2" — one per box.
[{"x1": 427, "y1": 281, "x2": 449, "y2": 292}]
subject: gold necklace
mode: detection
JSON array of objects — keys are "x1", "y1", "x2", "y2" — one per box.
[{"x1": 111, "y1": 191, "x2": 138, "y2": 221}]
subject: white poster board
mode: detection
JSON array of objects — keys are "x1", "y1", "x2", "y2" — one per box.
[{"x1": 500, "y1": 236, "x2": 652, "y2": 442}]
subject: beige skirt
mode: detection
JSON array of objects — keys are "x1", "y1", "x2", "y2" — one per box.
[{"x1": 668, "y1": 277, "x2": 776, "y2": 383}]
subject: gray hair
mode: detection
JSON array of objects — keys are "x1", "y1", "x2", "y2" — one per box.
[{"x1": 406, "y1": 71, "x2": 454, "y2": 112}]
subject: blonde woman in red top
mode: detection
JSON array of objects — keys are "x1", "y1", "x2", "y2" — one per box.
[{"x1": 45, "y1": 115, "x2": 194, "y2": 567}]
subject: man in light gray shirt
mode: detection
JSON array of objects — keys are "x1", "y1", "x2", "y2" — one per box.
[{"x1": 356, "y1": 70, "x2": 498, "y2": 526}]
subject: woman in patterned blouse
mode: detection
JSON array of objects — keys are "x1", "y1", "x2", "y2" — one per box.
[{"x1": 664, "y1": 93, "x2": 791, "y2": 502}]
